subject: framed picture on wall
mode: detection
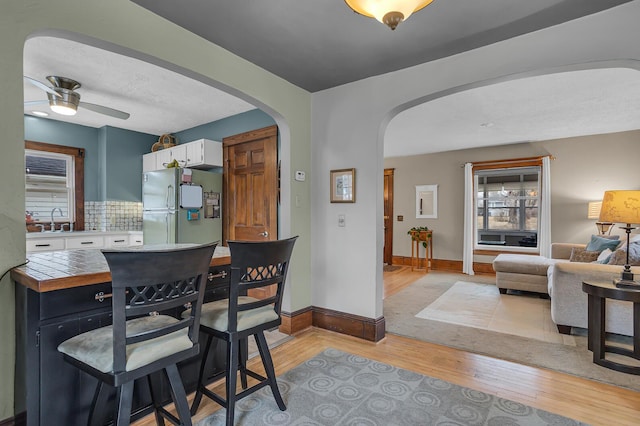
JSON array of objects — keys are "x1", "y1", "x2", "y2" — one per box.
[
  {"x1": 330, "y1": 168, "x2": 356, "y2": 203},
  {"x1": 416, "y1": 184, "x2": 437, "y2": 218}
]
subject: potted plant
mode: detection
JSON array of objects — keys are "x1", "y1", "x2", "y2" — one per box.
[{"x1": 408, "y1": 226, "x2": 431, "y2": 247}]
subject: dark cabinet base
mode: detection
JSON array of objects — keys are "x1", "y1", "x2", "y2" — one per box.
[{"x1": 15, "y1": 265, "x2": 230, "y2": 426}]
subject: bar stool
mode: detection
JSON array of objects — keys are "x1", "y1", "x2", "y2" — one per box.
[
  {"x1": 57, "y1": 242, "x2": 217, "y2": 426},
  {"x1": 188, "y1": 236, "x2": 297, "y2": 426}
]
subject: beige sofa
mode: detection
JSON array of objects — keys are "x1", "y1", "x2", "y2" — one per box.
[{"x1": 548, "y1": 242, "x2": 637, "y2": 337}]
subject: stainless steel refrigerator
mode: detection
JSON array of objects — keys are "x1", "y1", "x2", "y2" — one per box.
[{"x1": 142, "y1": 168, "x2": 222, "y2": 244}]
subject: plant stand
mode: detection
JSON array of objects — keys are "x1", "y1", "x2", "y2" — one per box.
[{"x1": 410, "y1": 230, "x2": 433, "y2": 272}]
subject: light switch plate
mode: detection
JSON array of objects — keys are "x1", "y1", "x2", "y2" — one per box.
[
  {"x1": 295, "y1": 170, "x2": 306, "y2": 181},
  {"x1": 338, "y1": 214, "x2": 346, "y2": 227}
]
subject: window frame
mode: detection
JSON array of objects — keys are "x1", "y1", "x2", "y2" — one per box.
[
  {"x1": 25, "y1": 140, "x2": 85, "y2": 232},
  {"x1": 472, "y1": 157, "x2": 543, "y2": 255}
]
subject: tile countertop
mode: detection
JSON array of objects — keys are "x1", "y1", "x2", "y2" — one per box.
[
  {"x1": 26, "y1": 230, "x2": 143, "y2": 239},
  {"x1": 11, "y1": 245, "x2": 231, "y2": 293}
]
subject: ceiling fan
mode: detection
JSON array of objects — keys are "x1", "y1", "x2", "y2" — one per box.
[{"x1": 24, "y1": 75, "x2": 130, "y2": 120}]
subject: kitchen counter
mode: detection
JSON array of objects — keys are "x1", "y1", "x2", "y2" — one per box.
[
  {"x1": 26, "y1": 230, "x2": 143, "y2": 239},
  {"x1": 13, "y1": 243, "x2": 232, "y2": 426},
  {"x1": 11, "y1": 244, "x2": 231, "y2": 292}
]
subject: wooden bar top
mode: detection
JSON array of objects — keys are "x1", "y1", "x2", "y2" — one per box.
[{"x1": 11, "y1": 246, "x2": 231, "y2": 293}]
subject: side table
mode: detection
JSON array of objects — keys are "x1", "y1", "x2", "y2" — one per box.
[
  {"x1": 582, "y1": 281, "x2": 640, "y2": 374},
  {"x1": 410, "y1": 230, "x2": 433, "y2": 272}
]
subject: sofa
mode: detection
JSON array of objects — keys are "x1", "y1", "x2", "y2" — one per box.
[
  {"x1": 548, "y1": 242, "x2": 637, "y2": 337},
  {"x1": 493, "y1": 240, "x2": 637, "y2": 337}
]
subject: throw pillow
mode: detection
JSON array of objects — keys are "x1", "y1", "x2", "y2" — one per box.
[
  {"x1": 585, "y1": 235, "x2": 621, "y2": 253},
  {"x1": 596, "y1": 248, "x2": 613, "y2": 264},
  {"x1": 607, "y1": 241, "x2": 640, "y2": 266},
  {"x1": 569, "y1": 247, "x2": 600, "y2": 263}
]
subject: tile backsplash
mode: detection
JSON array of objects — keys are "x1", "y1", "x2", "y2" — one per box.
[{"x1": 85, "y1": 201, "x2": 143, "y2": 231}]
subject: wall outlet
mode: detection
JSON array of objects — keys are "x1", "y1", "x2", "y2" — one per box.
[{"x1": 295, "y1": 170, "x2": 306, "y2": 181}]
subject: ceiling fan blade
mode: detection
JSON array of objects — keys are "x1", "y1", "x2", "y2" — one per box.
[
  {"x1": 79, "y1": 102, "x2": 130, "y2": 120},
  {"x1": 24, "y1": 76, "x2": 62, "y2": 98},
  {"x1": 24, "y1": 100, "x2": 50, "y2": 107}
]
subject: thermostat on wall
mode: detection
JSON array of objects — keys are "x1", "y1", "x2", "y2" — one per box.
[{"x1": 295, "y1": 170, "x2": 306, "y2": 181}]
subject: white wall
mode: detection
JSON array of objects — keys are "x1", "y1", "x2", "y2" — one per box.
[
  {"x1": 385, "y1": 131, "x2": 640, "y2": 261},
  {"x1": 311, "y1": 2, "x2": 640, "y2": 320}
]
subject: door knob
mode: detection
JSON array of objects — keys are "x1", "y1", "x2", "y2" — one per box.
[{"x1": 259, "y1": 231, "x2": 269, "y2": 237}]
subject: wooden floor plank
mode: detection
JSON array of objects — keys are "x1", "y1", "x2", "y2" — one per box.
[{"x1": 133, "y1": 267, "x2": 640, "y2": 426}]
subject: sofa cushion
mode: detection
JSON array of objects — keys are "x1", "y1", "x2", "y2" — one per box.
[
  {"x1": 569, "y1": 247, "x2": 599, "y2": 263},
  {"x1": 595, "y1": 248, "x2": 613, "y2": 264},
  {"x1": 607, "y1": 241, "x2": 640, "y2": 265},
  {"x1": 585, "y1": 235, "x2": 621, "y2": 253}
]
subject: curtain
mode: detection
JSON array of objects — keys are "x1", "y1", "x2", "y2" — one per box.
[
  {"x1": 539, "y1": 156, "x2": 552, "y2": 258},
  {"x1": 463, "y1": 162, "x2": 475, "y2": 275}
]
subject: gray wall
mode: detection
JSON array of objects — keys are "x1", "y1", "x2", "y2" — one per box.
[
  {"x1": 385, "y1": 130, "x2": 640, "y2": 262},
  {"x1": 25, "y1": 116, "x2": 156, "y2": 201},
  {"x1": 173, "y1": 109, "x2": 275, "y2": 143}
]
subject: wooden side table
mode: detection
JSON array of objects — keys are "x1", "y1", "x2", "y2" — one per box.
[
  {"x1": 410, "y1": 230, "x2": 433, "y2": 272},
  {"x1": 582, "y1": 281, "x2": 640, "y2": 375}
]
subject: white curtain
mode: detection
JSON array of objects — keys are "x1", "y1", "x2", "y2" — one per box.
[
  {"x1": 463, "y1": 162, "x2": 475, "y2": 275},
  {"x1": 539, "y1": 156, "x2": 552, "y2": 258}
]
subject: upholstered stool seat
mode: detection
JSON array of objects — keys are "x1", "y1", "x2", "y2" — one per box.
[{"x1": 58, "y1": 315, "x2": 192, "y2": 374}]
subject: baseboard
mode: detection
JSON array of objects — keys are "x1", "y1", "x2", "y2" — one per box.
[
  {"x1": 312, "y1": 306, "x2": 385, "y2": 342},
  {"x1": 280, "y1": 307, "x2": 313, "y2": 334},
  {"x1": 391, "y1": 256, "x2": 495, "y2": 275},
  {"x1": 0, "y1": 412, "x2": 26, "y2": 426}
]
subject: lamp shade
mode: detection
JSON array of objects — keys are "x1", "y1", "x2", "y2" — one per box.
[
  {"x1": 345, "y1": 0, "x2": 435, "y2": 30},
  {"x1": 599, "y1": 190, "x2": 640, "y2": 224}
]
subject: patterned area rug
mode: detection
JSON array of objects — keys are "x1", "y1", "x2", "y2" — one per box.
[{"x1": 196, "y1": 348, "x2": 585, "y2": 425}]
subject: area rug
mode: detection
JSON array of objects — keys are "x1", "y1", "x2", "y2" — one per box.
[
  {"x1": 415, "y1": 281, "x2": 576, "y2": 346},
  {"x1": 195, "y1": 348, "x2": 585, "y2": 426},
  {"x1": 384, "y1": 271, "x2": 640, "y2": 392}
]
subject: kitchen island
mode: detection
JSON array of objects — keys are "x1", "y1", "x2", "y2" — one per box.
[{"x1": 12, "y1": 245, "x2": 231, "y2": 426}]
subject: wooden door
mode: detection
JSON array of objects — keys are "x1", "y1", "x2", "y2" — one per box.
[
  {"x1": 223, "y1": 125, "x2": 278, "y2": 298},
  {"x1": 384, "y1": 168, "x2": 394, "y2": 265}
]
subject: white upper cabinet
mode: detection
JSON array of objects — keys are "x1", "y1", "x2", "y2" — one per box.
[{"x1": 142, "y1": 139, "x2": 222, "y2": 172}]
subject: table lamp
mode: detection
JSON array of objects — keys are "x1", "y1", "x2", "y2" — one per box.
[
  {"x1": 599, "y1": 190, "x2": 640, "y2": 288},
  {"x1": 587, "y1": 201, "x2": 613, "y2": 235}
]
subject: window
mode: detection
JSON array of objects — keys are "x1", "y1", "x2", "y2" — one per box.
[
  {"x1": 474, "y1": 165, "x2": 541, "y2": 250},
  {"x1": 26, "y1": 150, "x2": 74, "y2": 222},
  {"x1": 25, "y1": 141, "x2": 85, "y2": 231}
]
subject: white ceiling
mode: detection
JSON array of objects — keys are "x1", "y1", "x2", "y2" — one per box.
[
  {"x1": 385, "y1": 67, "x2": 640, "y2": 157},
  {"x1": 22, "y1": 5, "x2": 640, "y2": 158},
  {"x1": 23, "y1": 37, "x2": 256, "y2": 136}
]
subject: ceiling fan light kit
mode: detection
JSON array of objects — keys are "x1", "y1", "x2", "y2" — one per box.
[
  {"x1": 345, "y1": 0, "x2": 435, "y2": 30},
  {"x1": 24, "y1": 75, "x2": 130, "y2": 120}
]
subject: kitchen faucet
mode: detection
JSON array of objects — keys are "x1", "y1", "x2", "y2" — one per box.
[{"x1": 50, "y1": 207, "x2": 63, "y2": 231}]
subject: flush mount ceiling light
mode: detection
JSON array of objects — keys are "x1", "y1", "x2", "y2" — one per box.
[{"x1": 345, "y1": 0, "x2": 436, "y2": 30}]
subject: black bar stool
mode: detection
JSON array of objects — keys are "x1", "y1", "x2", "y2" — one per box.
[
  {"x1": 188, "y1": 236, "x2": 297, "y2": 426},
  {"x1": 57, "y1": 242, "x2": 217, "y2": 426}
]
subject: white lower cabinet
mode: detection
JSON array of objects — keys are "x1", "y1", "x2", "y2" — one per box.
[
  {"x1": 106, "y1": 235, "x2": 130, "y2": 247},
  {"x1": 26, "y1": 232, "x2": 144, "y2": 252},
  {"x1": 27, "y1": 238, "x2": 65, "y2": 252},
  {"x1": 66, "y1": 236, "x2": 104, "y2": 250},
  {"x1": 129, "y1": 234, "x2": 144, "y2": 246}
]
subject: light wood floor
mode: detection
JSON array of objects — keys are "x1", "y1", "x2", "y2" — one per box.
[{"x1": 134, "y1": 267, "x2": 640, "y2": 426}]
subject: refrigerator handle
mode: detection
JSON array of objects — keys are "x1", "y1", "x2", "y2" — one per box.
[{"x1": 167, "y1": 184, "x2": 175, "y2": 209}]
